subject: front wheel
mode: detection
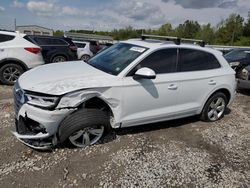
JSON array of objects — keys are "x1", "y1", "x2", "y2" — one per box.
[
  {"x1": 58, "y1": 109, "x2": 110, "y2": 148},
  {"x1": 200, "y1": 92, "x2": 228, "y2": 122}
]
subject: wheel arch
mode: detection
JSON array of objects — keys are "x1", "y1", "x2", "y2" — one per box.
[
  {"x1": 81, "y1": 97, "x2": 115, "y2": 123},
  {"x1": 201, "y1": 87, "x2": 232, "y2": 113},
  {"x1": 0, "y1": 58, "x2": 28, "y2": 71}
]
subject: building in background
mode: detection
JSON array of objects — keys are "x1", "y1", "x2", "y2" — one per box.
[{"x1": 16, "y1": 25, "x2": 53, "y2": 36}]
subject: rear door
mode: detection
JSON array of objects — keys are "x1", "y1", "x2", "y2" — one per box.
[{"x1": 175, "y1": 48, "x2": 222, "y2": 114}]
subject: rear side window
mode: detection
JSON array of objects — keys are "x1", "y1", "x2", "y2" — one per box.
[
  {"x1": 178, "y1": 49, "x2": 221, "y2": 72},
  {"x1": 32, "y1": 37, "x2": 68, "y2": 45},
  {"x1": 75, "y1": 43, "x2": 86, "y2": 48},
  {"x1": 130, "y1": 48, "x2": 177, "y2": 75},
  {"x1": 0, "y1": 34, "x2": 15, "y2": 43}
]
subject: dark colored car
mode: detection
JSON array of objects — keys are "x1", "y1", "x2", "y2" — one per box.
[
  {"x1": 25, "y1": 35, "x2": 78, "y2": 63},
  {"x1": 224, "y1": 48, "x2": 250, "y2": 90}
]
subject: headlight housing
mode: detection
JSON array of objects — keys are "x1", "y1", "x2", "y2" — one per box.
[
  {"x1": 26, "y1": 94, "x2": 59, "y2": 109},
  {"x1": 240, "y1": 68, "x2": 249, "y2": 80}
]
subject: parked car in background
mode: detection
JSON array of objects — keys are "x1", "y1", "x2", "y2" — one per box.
[
  {"x1": 0, "y1": 30, "x2": 44, "y2": 85},
  {"x1": 224, "y1": 48, "x2": 250, "y2": 90},
  {"x1": 12, "y1": 35, "x2": 236, "y2": 150},
  {"x1": 25, "y1": 35, "x2": 77, "y2": 63},
  {"x1": 73, "y1": 41, "x2": 93, "y2": 61},
  {"x1": 89, "y1": 40, "x2": 101, "y2": 55}
]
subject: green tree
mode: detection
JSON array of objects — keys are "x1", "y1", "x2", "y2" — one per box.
[
  {"x1": 53, "y1": 30, "x2": 64, "y2": 37},
  {"x1": 175, "y1": 20, "x2": 201, "y2": 38},
  {"x1": 157, "y1": 23, "x2": 173, "y2": 36},
  {"x1": 243, "y1": 12, "x2": 250, "y2": 37},
  {"x1": 196, "y1": 24, "x2": 215, "y2": 44},
  {"x1": 216, "y1": 14, "x2": 244, "y2": 45}
]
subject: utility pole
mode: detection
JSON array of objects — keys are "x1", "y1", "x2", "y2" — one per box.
[{"x1": 14, "y1": 18, "x2": 16, "y2": 31}]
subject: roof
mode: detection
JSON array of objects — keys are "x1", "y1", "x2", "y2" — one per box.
[
  {"x1": 16, "y1": 25, "x2": 53, "y2": 31},
  {"x1": 123, "y1": 38, "x2": 220, "y2": 55},
  {"x1": 0, "y1": 30, "x2": 25, "y2": 37}
]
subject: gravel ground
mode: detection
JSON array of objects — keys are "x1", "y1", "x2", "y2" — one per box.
[{"x1": 0, "y1": 85, "x2": 249, "y2": 188}]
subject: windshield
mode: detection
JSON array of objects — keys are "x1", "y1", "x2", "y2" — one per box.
[
  {"x1": 224, "y1": 49, "x2": 250, "y2": 61},
  {"x1": 87, "y1": 42, "x2": 148, "y2": 75}
]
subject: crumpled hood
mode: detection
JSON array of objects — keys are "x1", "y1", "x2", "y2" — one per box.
[{"x1": 18, "y1": 61, "x2": 119, "y2": 95}]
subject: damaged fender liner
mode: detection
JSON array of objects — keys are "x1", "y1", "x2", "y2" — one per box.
[{"x1": 56, "y1": 90, "x2": 121, "y2": 128}]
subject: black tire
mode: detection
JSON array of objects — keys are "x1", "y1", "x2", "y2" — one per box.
[
  {"x1": 81, "y1": 54, "x2": 90, "y2": 62},
  {"x1": 51, "y1": 55, "x2": 67, "y2": 63},
  {"x1": 58, "y1": 109, "x2": 110, "y2": 148},
  {"x1": 0, "y1": 63, "x2": 24, "y2": 85},
  {"x1": 200, "y1": 92, "x2": 228, "y2": 122}
]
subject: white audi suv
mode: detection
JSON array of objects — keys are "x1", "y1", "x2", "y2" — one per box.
[{"x1": 12, "y1": 35, "x2": 236, "y2": 150}]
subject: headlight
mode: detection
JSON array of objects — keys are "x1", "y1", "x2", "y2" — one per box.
[
  {"x1": 229, "y1": 61, "x2": 240, "y2": 67},
  {"x1": 240, "y1": 68, "x2": 249, "y2": 80},
  {"x1": 26, "y1": 94, "x2": 59, "y2": 109}
]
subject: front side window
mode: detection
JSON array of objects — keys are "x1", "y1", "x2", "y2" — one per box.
[
  {"x1": 87, "y1": 43, "x2": 148, "y2": 75},
  {"x1": 0, "y1": 34, "x2": 15, "y2": 43},
  {"x1": 178, "y1": 49, "x2": 221, "y2": 72},
  {"x1": 134, "y1": 49, "x2": 177, "y2": 75}
]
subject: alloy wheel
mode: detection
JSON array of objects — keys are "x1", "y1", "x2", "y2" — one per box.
[
  {"x1": 69, "y1": 125, "x2": 104, "y2": 148},
  {"x1": 53, "y1": 56, "x2": 66, "y2": 63},
  {"x1": 3, "y1": 66, "x2": 21, "y2": 83},
  {"x1": 207, "y1": 97, "x2": 226, "y2": 121}
]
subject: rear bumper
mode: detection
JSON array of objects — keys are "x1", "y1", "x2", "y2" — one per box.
[{"x1": 238, "y1": 79, "x2": 250, "y2": 90}]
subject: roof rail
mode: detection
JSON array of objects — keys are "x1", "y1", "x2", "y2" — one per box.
[
  {"x1": 141, "y1": 34, "x2": 180, "y2": 45},
  {"x1": 181, "y1": 38, "x2": 205, "y2": 47},
  {"x1": 141, "y1": 34, "x2": 205, "y2": 47}
]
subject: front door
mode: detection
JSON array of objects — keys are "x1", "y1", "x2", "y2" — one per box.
[{"x1": 121, "y1": 48, "x2": 180, "y2": 127}]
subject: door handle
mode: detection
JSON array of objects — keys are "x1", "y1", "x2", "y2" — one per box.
[
  {"x1": 0, "y1": 48, "x2": 4, "y2": 52},
  {"x1": 208, "y1": 80, "x2": 216, "y2": 85},
  {"x1": 168, "y1": 84, "x2": 178, "y2": 90}
]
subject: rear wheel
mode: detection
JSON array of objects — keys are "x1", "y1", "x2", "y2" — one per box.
[
  {"x1": 0, "y1": 63, "x2": 24, "y2": 85},
  {"x1": 52, "y1": 55, "x2": 66, "y2": 63},
  {"x1": 58, "y1": 109, "x2": 110, "y2": 148},
  {"x1": 200, "y1": 92, "x2": 228, "y2": 122},
  {"x1": 81, "y1": 54, "x2": 90, "y2": 62}
]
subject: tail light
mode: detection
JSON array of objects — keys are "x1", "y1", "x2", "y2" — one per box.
[
  {"x1": 69, "y1": 45, "x2": 77, "y2": 51},
  {"x1": 24, "y1": 47, "x2": 41, "y2": 54}
]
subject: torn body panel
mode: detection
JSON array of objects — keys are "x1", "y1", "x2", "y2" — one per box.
[{"x1": 56, "y1": 88, "x2": 123, "y2": 128}]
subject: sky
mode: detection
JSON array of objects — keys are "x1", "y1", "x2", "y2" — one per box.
[{"x1": 0, "y1": 0, "x2": 250, "y2": 31}]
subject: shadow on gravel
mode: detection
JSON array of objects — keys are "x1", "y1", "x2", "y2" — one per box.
[{"x1": 238, "y1": 89, "x2": 250, "y2": 96}]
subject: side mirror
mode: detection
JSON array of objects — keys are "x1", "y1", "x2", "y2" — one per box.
[{"x1": 133, "y1": 67, "x2": 156, "y2": 80}]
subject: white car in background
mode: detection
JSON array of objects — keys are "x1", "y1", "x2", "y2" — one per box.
[
  {"x1": 13, "y1": 35, "x2": 236, "y2": 150},
  {"x1": 73, "y1": 41, "x2": 93, "y2": 61},
  {"x1": 0, "y1": 30, "x2": 44, "y2": 85}
]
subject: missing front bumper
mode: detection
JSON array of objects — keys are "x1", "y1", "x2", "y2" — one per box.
[{"x1": 12, "y1": 131, "x2": 56, "y2": 150}]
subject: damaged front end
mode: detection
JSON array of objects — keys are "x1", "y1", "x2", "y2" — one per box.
[
  {"x1": 13, "y1": 115, "x2": 56, "y2": 150},
  {"x1": 12, "y1": 82, "x2": 76, "y2": 150},
  {"x1": 12, "y1": 82, "x2": 120, "y2": 150}
]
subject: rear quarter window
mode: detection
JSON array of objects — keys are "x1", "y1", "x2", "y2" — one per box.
[
  {"x1": 0, "y1": 34, "x2": 15, "y2": 43},
  {"x1": 178, "y1": 49, "x2": 221, "y2": 72},
  {"x1": 31, "y1": 37, "x2": 68, "y2": 46}
]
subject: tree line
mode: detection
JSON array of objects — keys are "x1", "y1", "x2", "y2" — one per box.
[{"x1": 54, "y1": 13, "x2": 250, "y2": 46}]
